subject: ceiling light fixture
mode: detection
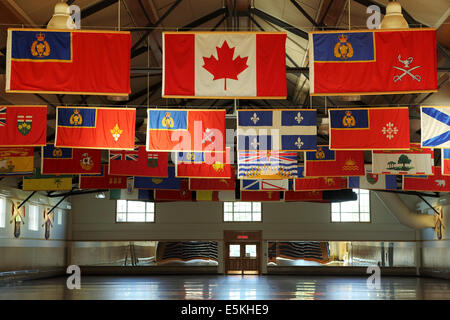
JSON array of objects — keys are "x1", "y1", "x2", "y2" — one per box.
[{"x1": 380, "y1": 1, "x2": 409, "y2": 29}]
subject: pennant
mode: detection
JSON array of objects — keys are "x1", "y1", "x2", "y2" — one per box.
[
  {"x1": 42, "y1": 144, "x2": 102, "y2": 175},
  {"x1": 304, "y1": 146, "x2": 364, "y2": 177},
  {"x1": 348, "y1": 164, "x2": 397, "y2": 190},
  {"x1": 442, "y1": 149, "x2": 450, "y2": 176},
  {"x1": 196, "y1": 191, "x2": 219, "y2": 201},
  {"x1": 329, "y1": 107, "x2": 410, "y2": 150},
  {"x1": 6, "y1": 29, "x2": 130, "y2": 95},
  {"x1": 163, "y1": 32, "x2": 286, "y2": 98},
  {"x1": 241, "y1": 191, "x2": 281, "y2": 201},
  {"x1": 133, "y1": 166, "x2": 181, "y2": 190},
  {"x1": 189, "y1": 167, "x2": 235, "y2": 190},
  {"x1": 240, "y1": 179, "x2": 289, "y2": 191},
  {"x1": 79, "y1": 165, "x2": 127, "y2": 189},
  {"x1": 0, "y1": 147, "x2": 34, "y2": 176},
  {"x1": 23, "y1": 168, "x2": 72, "y2": 191},
  {"x1": 237, "y1": 109, "x2": 317, "y2": 151},
  {"x1": 309, "y1": 29, "x2": 437, "y2": 95},
  {"x1": 421, "y1": 106, "x2": 450, "y2": 148},
  {"x1": 403, "y1": 166, "x2": 450, "y2": 192},
  {"x1": 0, "y1": 106, "x2": 47, "y2": 146},
  {"x1": 284, "y1": 191, "x2": 324, "y2": 202},
  {"x1": 238, "y1": 150, "x2": 298, "y2": 179},
  {"x1": 372, "y1": 143, "x2": 434, "y2": 175},
  {"x1": 175, "y1": 148, "x2": 231, "y2": 178},
  {"x1": 294, "y1": 166, "x2": 348, "y2": 191},
  {"x1": 109, "y1": 146, "x2": 168, "y2": 177},
  {"x1": 154, "y1": 180, "x2": 192, "y2": 201}
]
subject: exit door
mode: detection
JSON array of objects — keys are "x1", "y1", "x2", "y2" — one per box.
[{"x1": 226, "y1": 242, "x2": 260, "y2": 275}]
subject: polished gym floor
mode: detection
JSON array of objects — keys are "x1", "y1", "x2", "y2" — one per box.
[{"x1": 0, "y1": 275, "x2": 449, "y2": 300}]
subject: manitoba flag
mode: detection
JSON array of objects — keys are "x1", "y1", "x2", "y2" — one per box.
[
  {"x1": 403, "y1": 166, "x2": 450, "y2": 192},
  {"x1": 163, "y1": 32, "x2": 286, "y2": 98},
  {"x1": 109, "y1": 146, "x2": 168, "y2": 177}
]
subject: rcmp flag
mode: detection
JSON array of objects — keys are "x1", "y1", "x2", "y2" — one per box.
[
  {"x1": 372, "y1": 143, "x2": 434, "y2": 175},
  {"x1": 147, "y1": 109, "x2": 225, "y2": 152},
  {"x1": 238, "y1": 151, "x2": 298, "y2": 179},
  {"x1": 241, "y1": 191, "x2": 281, "y2": 201},
  {"x1": 442, "y1": 149, "x2": 450, "y2": 176},
  {"x1": 79, "y1": 165, "x2": 127, "y2": 189},
  {"x1": 421, "y1": 106, "x2": 450, "y2": 148},
  {"x1": 329, "y1": 107, "x2": 410, "y2": 150},
  {"x1": 294, "y1": 166, "x2": 348, "y2": 191},
  {"x1": 163, "y1": 32, "x2": 286, "y2": 98},
  {"x1": 403, "y1": 166, "x2": 450, "y2": 192},
  {"x1": 23, "y1": 168, "x2": 72, "y2": 191},
  {"x1": 0, "y1": 147, "x2": 34, "y2": 176},
  {"x1": 309, "y1": 29, "x2": 437, "y2": 95},
  {"x1": 304, "y1": 146, "x2": 364, "y2": 177},
  {"x1": 133, "y1": 166, "x2": 181, "y2": 190},
  {"x1": 42, "y1": 144, "x2": 102, "y2": 175},
  {"x1": 237, "y1": 109, "x2": 317, "y2": 151},
  {"x1": 0, "y1": 106, "x2": 47, "y2": 146},
  {"x1": 6, "y1": 29, "x2": 130, "y2": 96},
  {"x1": 175, "y1": 148, "x2": 231, "y2": 178},
  {"x1": 109, "y1": 146, "x2": 168, "y2": 177},
  {"x1": 55, "y1": 106, "x2": 136, "y2": 150},
  {"x1": 348, "y1": 164, "x2": 397, "y2": 190},
  {"x1": 189, "y1": 167, "x2": 236, "y2": 191},
  {"x1": 241, "y1": 179, "x2": 289, "y2": 191}
]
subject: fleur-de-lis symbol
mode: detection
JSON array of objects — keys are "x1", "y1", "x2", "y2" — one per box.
[
  {"x1": 295, "y1": 112, "x2": 303, "y2": 124},
  {"x1": 250, "y1": 138, "x2": 259, "y2": 149},
  {"x1": 295, "y1": 137, "x2": 304, "y2": 149},
  {"x1": 251, "y1": 112, "x2": 259, "y2": 124}
]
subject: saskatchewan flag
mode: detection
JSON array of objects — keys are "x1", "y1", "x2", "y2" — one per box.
[{"x1": 23, "y1": 168, "x2": 72, "y2": 191}]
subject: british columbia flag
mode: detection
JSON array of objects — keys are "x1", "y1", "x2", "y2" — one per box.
[{"x1": 238, "y1": 150, "x2": 298, "y2": 179}]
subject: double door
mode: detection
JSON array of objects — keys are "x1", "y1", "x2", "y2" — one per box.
[{"x1": 226, "y1": 242, "x2": 260, "y2": 275}]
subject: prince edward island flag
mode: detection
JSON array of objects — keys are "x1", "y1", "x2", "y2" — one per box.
[{"x1": 421, "y1": 106, "x2": 450, "y2": 148}]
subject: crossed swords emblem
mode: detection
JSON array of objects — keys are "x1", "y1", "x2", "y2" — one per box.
[{"x1": 393, "y1": 54, "x2": 421, "y2": 83}]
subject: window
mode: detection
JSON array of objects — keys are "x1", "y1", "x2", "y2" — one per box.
[
  {"x1": 223, "y1": 202, "x2": 261, "y2": 222},
  {"x1": 0, "y1": 197, "x2": 5, "y2": 228},
  {"x1": 28, "y1": 204, "x2": 39, "y2": 231},
  {"x1": 57, "y1": 209, "x2": 62, "y2": 225},
  {"x1": 116, "y1": 200, "x2": 155, "y2": 222},
  {"x1": 331, "y1": 189, "x2": 370, "y2": 222}
]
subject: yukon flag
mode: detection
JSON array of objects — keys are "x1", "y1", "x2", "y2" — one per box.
[
  {"x1": 348, "y1": 164, "x2": 397, "y2": 190},
  {"x1": 163, "y1": 32, "x2": 286, "y2": 98},
  {"x1": 442, "y1": 149, "x2": 450, "y2": 176}
]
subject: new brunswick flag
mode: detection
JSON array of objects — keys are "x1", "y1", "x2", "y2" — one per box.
[
  {"x1": 79, "y1": 165, "x2": 127, "y2": 189},
  {"x1": 23, "y1": 168, "x2": 72, "y2": 191},
  {"x1": 109, "y1": 146, "x2": 168, "y2": 177},
  {"x1": 0, "y1": 147, "x2": 34, "y2": 176},
  {"x1": 175, "y1": 148, "x2": 231, "y2": 178}
]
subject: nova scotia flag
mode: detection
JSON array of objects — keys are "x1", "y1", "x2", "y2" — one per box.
[{"x1": 421, "y1": 106, "x2": 450, "y2": 148}]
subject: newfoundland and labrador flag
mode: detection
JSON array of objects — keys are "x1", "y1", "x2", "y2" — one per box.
[
  {"x1": 79, "y1": 165, "x2": 127, "y2": 189},
  {"x1": 0, "y1": 105, "x2": 47, "y2": 146},
  {"x1": 237, "y1": 109, "x2": 317, "y2": 151},
  {"x1": 421, "y1": 106, "x2": 450, "y2": 148},
  {"x1": 175, "y1": 148, "x2": 231, "y2": 178},
  {"x1": 6, "y1": 29, "x2": 131, "y2": 96},
  {"x1": 147, "y1": 109, "x2": 225, "y2": 152},
  {"x1": 109, "y1": 146, "x2": 168, "y2": 177},
  {"x1": 55, "y1": 106, "x2": 136, "y2": 150},
  {"x1": 309, "y1": 28, "x2": 437, "y2": 95},
  {"x1": 348, "y1": 164, "x2": 397, "y2": 190},
  {"x1": 41, "y1": 144, "x2": 102, "y2": 175},
  {"x1": 443, "y1": 149, "x2": 450, "y2": 176},
  {"x1": 304, "y1": 146, "x2": 364, "y2": 177},
  {"x1": 403, "y1": 166, "x2": 450, "y2": 192},
  {"x1": 0, "y1": 147, "x2": 34, "y2": 176},
  {"x1": 163, "y1": 32, "x2": 286, "y2": 98}
]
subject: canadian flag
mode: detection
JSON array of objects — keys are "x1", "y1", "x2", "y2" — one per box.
[{"x1": 162, "y1": 32, "x2": 287, "y2": 98}]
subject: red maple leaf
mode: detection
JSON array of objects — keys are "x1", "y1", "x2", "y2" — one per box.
[{"x1": 202, "y1": 40, "x2": 249, "y2": 91}]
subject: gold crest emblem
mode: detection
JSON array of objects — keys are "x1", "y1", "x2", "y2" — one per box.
[
  {"x1": 52, "y1": 148, "x2": 63, "y2": 157},
  {"x1": 111, "y1": 124, "x2": 123, "y2": 141},
  {"x1": 31, "y1": 33, "x2": 50, "y2": 57},
  {"x1": 342, "y1": 111, "x2": 356, "y2": 127},
  {"x1": 162, "y1": 112, "x2": 174, "y2": 128},
  {"x1": 187, "y1": 152, "x2": 196, "y2": 161},
  {"x1": 315, "y1": 147, "x2": 325, "y2": 160},
  {"x1": 342, "y1": 158, "x2": 359, "y2": 171},
  {"x1": 70, "y1": 109, "x2": 83, "y2": 126},
  {"x1": 212, "y1": 161, "x2": 224, "y2": 172},
  {"x1": 334, "y1": 34, "x2": 353, "y2": 60},
  {"x1": 80, "y1": 153, "x2": 94, "y2": 171}
]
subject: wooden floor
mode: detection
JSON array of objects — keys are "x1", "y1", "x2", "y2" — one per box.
[{"x1": 0, "y1": 275, "x2": 449, "y2": 300}]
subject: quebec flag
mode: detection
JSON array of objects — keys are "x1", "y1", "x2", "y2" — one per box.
[
  {"x1": 421, "y1": 106, "x2": 450, "y2": 148},
  {"x1": 237, "y1": 109, "x2": 317, "y2": 151}
]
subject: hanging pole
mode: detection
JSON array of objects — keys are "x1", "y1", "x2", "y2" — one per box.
[
  {"x1": 118, "y1": 0, "x2": 121, "y2": 31},
  {"x1": 348, "y1": 0, "x2": 351, "y2": 30},
  {"x1": 17, "y1": 191, "x2": 37, "y2": 209}
]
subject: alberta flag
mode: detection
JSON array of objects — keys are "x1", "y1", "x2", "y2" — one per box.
[
  {"x1": 421, "y1": 106, "x2": 450, "y2": 148},
  {"x1": 348, "y1": 164, "x2": 397, "y2": 190}
]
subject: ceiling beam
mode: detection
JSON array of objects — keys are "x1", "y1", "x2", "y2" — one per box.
[
  {"x1": 289, "y1": 0, "x2": 322, "y2": 28},
  {"x1": 179, "y1": 7, "x2": 228, "y2": 31}
]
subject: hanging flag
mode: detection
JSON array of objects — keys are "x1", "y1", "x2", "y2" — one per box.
[
  {"x1": 163, "y1": 32, "x2": 286, "y2": 98},
  {"x1": 304, "y1": 146, "x2": 364, "y2": 177},
  {"x1": 403, "y1": 166, "x2": 450, "y2": 192},
  {"x1": 196, "y1": 191, "x2": 219, "y2": 201},
  {"x1": 175, "y1": 148, "x2": 231, "y2": 178},
  {"x1": 189, "y1": 167, "x2": 235, "y2": 190},
  {"x1": 295, "y1": 166, "x2": 348, "y2": 191},
  {"x1": 238, "y1": 150, "x2": 298, "y2": 179},
  {"x1": 328, "y1": 107, "x2": 410, "y2": 150},
  {"x1": 23, "y1": 168, "x2": 72, "y2": 191},
  {"x1": 0, "y1": 147, "x2": 34, "y2": 176},
  {"x1": 109, "y1": 146, "x2": 168, "y2": 177},
  {"x1": 309, "y1": 28, "x2": 437, "y2": 95},
  {"x1": 240, "y1": 179, "x2": 289, "y2": 191},
  {"x1": 348, "y1": 164, "x2": 397, "y2": 190},
  {"x1": 133, "y1": 166, "x2": 181, "y2": 190},
  {"x1": 41, "y1": 144, "x2": 102, "y2": 175},
  {"x1": 241, "y1": 191, "x2": 281, "y2": 201},
  {"x1": 79, "y1": 165, "x2": 127, "y2": 189},
  {"x1": 55, "y1": 106, "x2": 136, "y2": 150},
  {"x1": 218, "y1": 190, "x2": 236, "y2": 201},
  {"x1": 147, "y1": 109, "x2": 226, "y2": 152},
  {"x1": 442, "y1": 149, "x2": 450, "y2": 176},
  {"x1": 372, "y1": 143, "x2": 434, "y2": 175},
  {"x1": 237, "y1": 109, "x2": 317, "y2": 151},
  {"x1": 421, "y1": 106, "x2": 450, "y2": 148},
  {"x1": 0, "y1": 105, "x2": 47, "y2": 146},
  {"x1": 154, "y1": 180, "x2": 192, "y2": 201},
  {"x1": 109, "y1": 185, "x2": 154, "y2": 201},
  {"x1": 284, "y1": 191, "x2": 324, "y2": 202},
  {"x1": 6, "y1": 29, "x2": 130, "y2": 96}
]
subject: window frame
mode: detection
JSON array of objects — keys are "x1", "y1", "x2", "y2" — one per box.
[
  {"x1": 222, "y1": 201, "x2": 263, "y2": 223},
  {"x1": 115, "y1": 200, "x2": 156, "y2": 223},
  {"x1": 0, "y1": 197, "x2": 5, "y2": 229},
  {"x1": 28, "y1": 204, "x2": 40, "y2": 231},
  {"x1": 330, "y1": 189, "x2": 372, "y2": 223}
]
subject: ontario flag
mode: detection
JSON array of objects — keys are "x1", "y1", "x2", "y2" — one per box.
[
  {"x1": 403, "y1": 166, "x2": 450, "y2": 192},
  {"x1": 0, "y1": 105, "x2": 47, "y2": 146},
  {"x1": 79, "y1": 165, "x2": 127, "y2": 189},
  {"x1": 328, "y1": 107, "x2": 410, "y2": 150},
  {"x1": 304, "y1": 146, "x2": 364, "y2": 177},
  {"x1": 6, "y1": 29, "x2": 130, "y2": 96},
  {"x1": 294, "y1": 167, "x2": 348, "y2": 191},
  {"x1": 175, "y1": 148, "x2": 231, "y2": 178},
  {"x1": 41, "y1": 143, "x2": 102, "y2": 175},
  {"x1": 109, "y1": 146, "x2": 168, "y2": 177},
  {"x1": 147, "y1": 109, "x2": 225, "y2": 152},
  {"x1": 55, "y1": 106, "x2": 136, "y2": 150},
  {"x1": 443, "y1": 149, "x2": 450, "y2": 176},
  {"x1": 163, "y1": 32, "x2": 286, "y2": 98},
  {"x1": 309, "y1": 28, "x2": 437, "y2": 95}
]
